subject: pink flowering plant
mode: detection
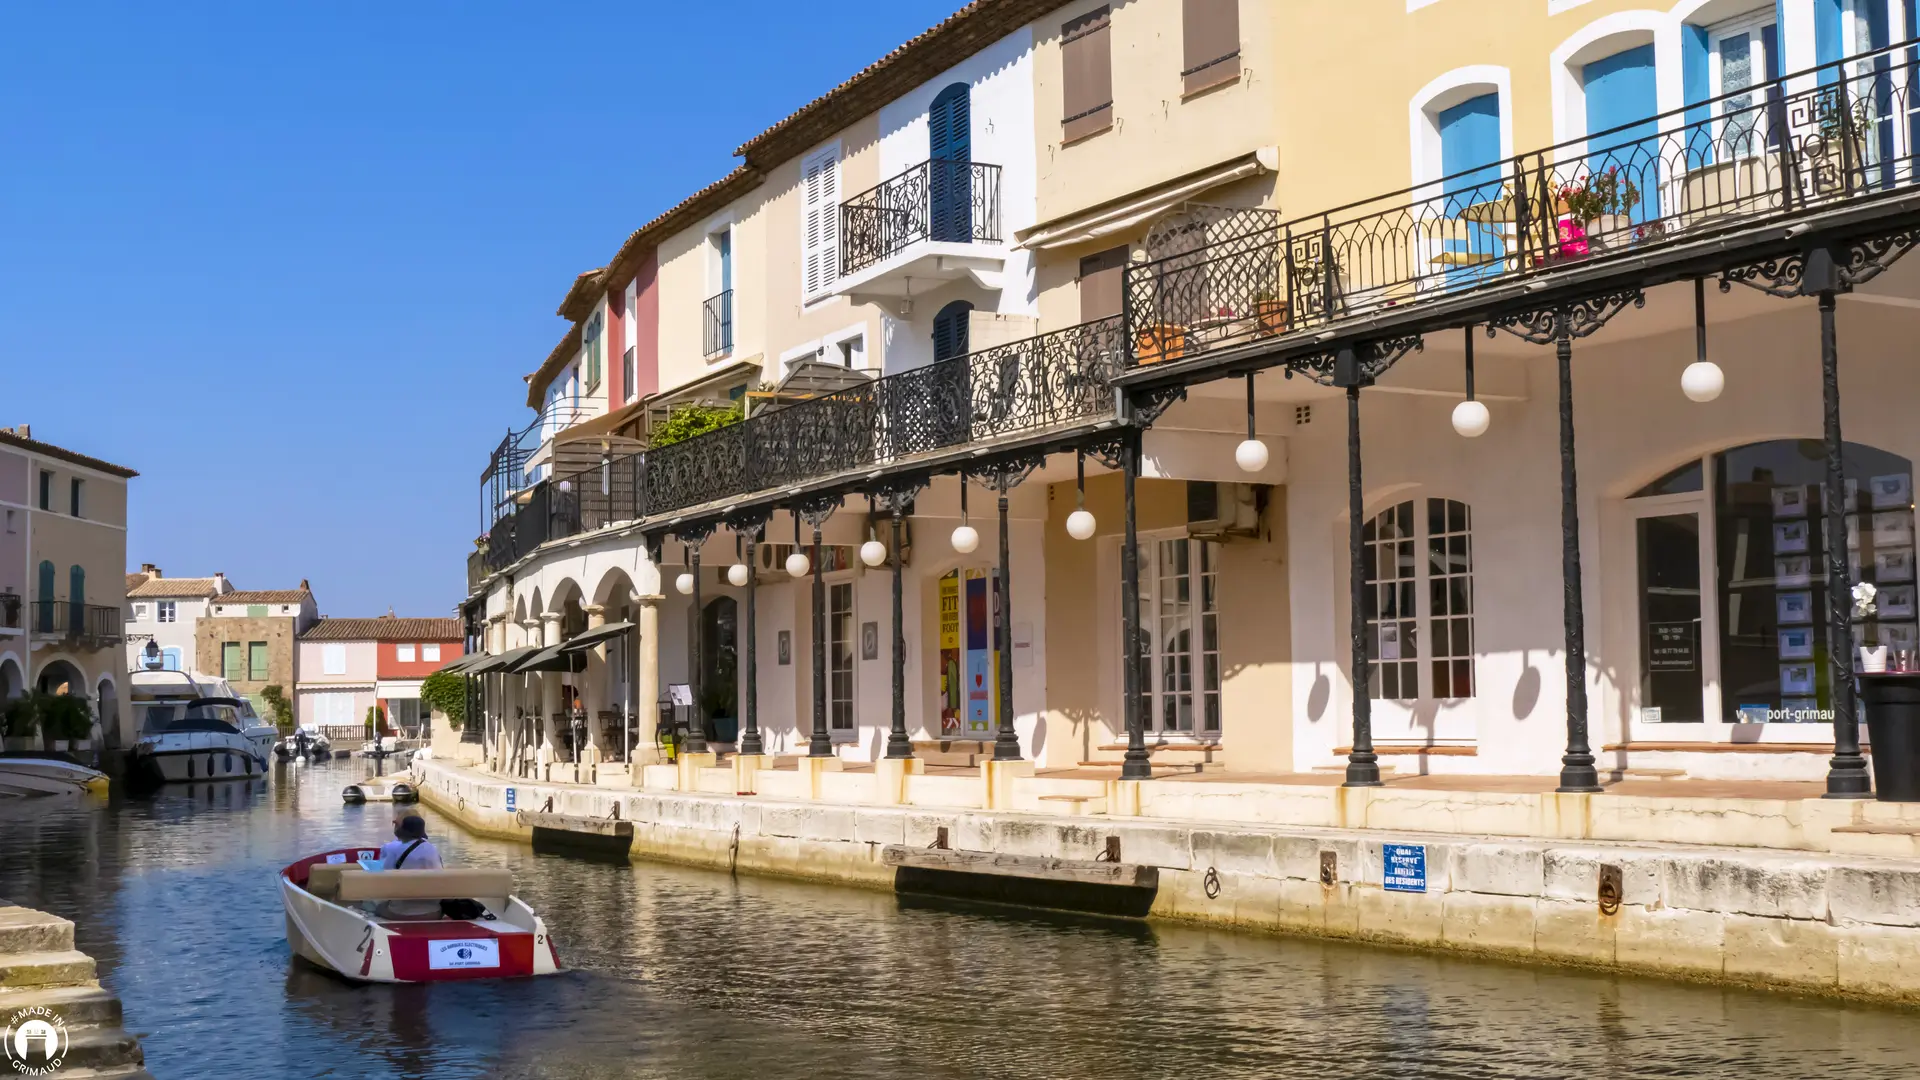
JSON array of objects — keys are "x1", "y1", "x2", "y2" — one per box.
[{"x1": 1559, "y1": 165, "x2": 1640, "y2": 222}]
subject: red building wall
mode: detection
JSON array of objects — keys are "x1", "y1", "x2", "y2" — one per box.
[
  {"x1": 375, "y1": 639, "x2": 465, "y2": 680},
  {"x1": 631, "y1": 249, "x2": 660, "y2": 401}
]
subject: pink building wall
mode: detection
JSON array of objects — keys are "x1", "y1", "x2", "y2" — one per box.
[{"x1": 0, "y1": 447, "x2": 27, "y2": 609}]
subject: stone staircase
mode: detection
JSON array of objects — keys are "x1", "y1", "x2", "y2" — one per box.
[{"x1": 0, "y1": 904, "x2": 150, "y2": 1079}]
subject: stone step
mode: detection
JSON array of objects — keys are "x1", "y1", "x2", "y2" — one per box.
[
  {"x1": 0, "y1": 983, "x2": 123, "y2": 1027},
  {"x1": 0, "y1": 906, "x2": 75, "y2": 955},
  {"x1": 48, "y1": 1027, "x2": 146, "y2": 1073},
  {"x1": 0, "y1": 950, "x2": 97, "y2": 989},
  {"x1": 49, "y1": 1067, "x2": 155, "y2": 1080}
]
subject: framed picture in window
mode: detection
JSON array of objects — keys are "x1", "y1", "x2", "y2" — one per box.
[
  {"x1": 1870, "y1": 473, "x2": 1912, "y2": 510},
  {"x1": 1876, "y1": 548, "x2": 1916, "y2": 583},
  {"x1": 1872, "y1": 511, "x2": 1913, "y2": 548},
  {"x1": 1772, "y1": 485, "x2": 1807, "y2": 518},
  {"x1": 1884, "y1": 622, "x2": 1919, "y2": 651},
  {"x1": 1777, "y1": 627, "x2": 1814, "y2": 660},
  {"x1": 1882, "y1": 585, "x2": 1917, "y2": 620},
  {"x1": 1777, "y1": 590, "x2": 1813, "y2": 625},
  {"x1": 1774, "y1": 556, "x2": 1812, "y2": 588},
  {"x1": 1773, "y1": 520, "x2": 1809, "y2": 554},
  {"x1": 1779, "y1": 663, "x2": 1816, "y2": 695},
  {"x1": 777, "y1": 631, "x2": 791, "y2": 666},
  {"x1": 1379, "y1": 623, "x2": 1402, "y2": 661},
  {"x1": 860, "y1": 621, "x2": 879, "y2": 661}
]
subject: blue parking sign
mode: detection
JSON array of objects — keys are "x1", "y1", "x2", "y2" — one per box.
[
  {"x1": 504, "y1": 787, "x2": 516, "y2": 813},
  {"x1": 1383, "y1": 844, "x2": 1427, "y2": 893}
]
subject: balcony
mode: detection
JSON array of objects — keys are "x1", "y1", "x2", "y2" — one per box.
[
  {"x1": 704, "y1": 290, "x2": 733, "y2": 358},
  {"x1": 834, "y1": 159, "x2": 1004, "y2": 300},
  {"x1": 30, "y1": 601, "x2": 122, "y2": 646},
  {"x1": 0, "y1": 592, "x2": 19, "y2": 631},
  {"x1": 1124, "y1": 41, "x2": 1920, "y2": 369}
]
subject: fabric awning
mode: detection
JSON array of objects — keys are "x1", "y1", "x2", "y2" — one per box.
[
  {"x1": 434, "y1": 653, "x2": 488, "y2": 675},
  {"x1": 464, "y1": 646, "x2": 540, "y2": 675},
  {"x1": 508, "y1": 643, "x2": 586, "y2": 674},
  {"x1": 558, "y1": 621, "x2": 636, "y2": 653},
  {"x1": 1015, "y1": 147, "x2": 1279, "y2": 250}
]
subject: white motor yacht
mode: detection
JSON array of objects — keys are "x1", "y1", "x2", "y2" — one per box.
[
  {"x1": 0, "y1": 753, "x2": 110, "y2": 796},
  {"x1": 131, "y1": 697, "x2": 272, "y2": 783}
]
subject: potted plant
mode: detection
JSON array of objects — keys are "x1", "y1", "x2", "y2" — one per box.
[
  {"x1": 1249, "y1": 289, "x2": 1289, "y2": 336},
  {"x1": 1135, "y1": 323, "x2": 1187, "y2": 364},
  {"x1": 1558, "y1": 167, "x2": 1640, "y2": 252},
  {"x1": 3, "y1": 695, "x2": 37, "y2": 752},
  {"x1": 39, "y1": 693, "x2": 91, "y2": 753}
]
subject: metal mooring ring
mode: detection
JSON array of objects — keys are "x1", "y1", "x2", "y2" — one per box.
[{"x1": 1203, "y1": 866, "x2": 1222, "y2": 899}]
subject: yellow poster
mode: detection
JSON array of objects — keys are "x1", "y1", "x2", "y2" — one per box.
[{"x1": 938, "y1": 571, "x2": 960, "y2": 735}]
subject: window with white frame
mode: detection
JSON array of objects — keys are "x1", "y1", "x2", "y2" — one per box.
[
  {"x1": 583, "y1": 312, "x2": 604, "y2": 392},
  {"x1": 157, "y1": 600, "x2": 176, "y2": 623},
  {"x1": 835, "y1": 333, "x2": 865, "y2": 369},
  {"x1": 1363, "y1": 498, "x2": 1476, "y2": 701},
  {"x1": 131, "y1": 603, "x2": 148, "y2": 622},
  {"x1": 397, "y1": 644, "x2": 416, "y2": 663},
  {"x1": 801, "y1": 144, "x2": 841, "y2": 297},
  {"x1": 322, "y1": 643, "x2": 347, "y2": 676},
  {"x1": 423, "y1": 643, "x2": 441, "y2": 662},
  {"x1": 829, "y1": 581, "x2": 855, "y2": 731},
  {"x1": 1129, "y1": 534, "x2": 1224, "y2": 735}
]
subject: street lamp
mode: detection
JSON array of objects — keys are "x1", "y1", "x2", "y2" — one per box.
[
  {"x1": 1682, "y1": 278, "x2": 1725, "y2": 403},
  {"x1": 952, "y1": 475, "x2": 979, "y2": 553},
  {"x1": 1066, "y1": 449, "x2": 1096, "y2": 540},
  {"x1": 1452, "y1": 326, "x2": 1490, "y2": 438},
  {"x1": 1235, "y1": 372, "x2": 1269, "y2": 471}
]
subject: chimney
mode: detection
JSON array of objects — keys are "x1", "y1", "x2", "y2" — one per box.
[
  {"x1": 140, "y1": 563, "x2": 157, "y2": 575},
  {"x1": 12, "y1": 424, "x2": 28, "y2": 439},
  {"x1": 299, "y1": 579, "x2": 310, "y2": 592},
  {"x1": 214, "y1": 572, "x2": 228, "y2": 591}
]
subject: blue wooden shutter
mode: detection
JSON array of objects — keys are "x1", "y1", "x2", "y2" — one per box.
[
  {"x1": 1438, "y1": 93, "x2": 1503, "y2": 283},
  {"x1": 1582, "y1": 45, "x2": 1660, "y2": 220},
  {"x1": 932, "y1": 300, "x2": 973, "y2": 362},
  {"x1": 67, "y1": 565, "x2": 84, "y2": 634},
  {"x1": 929, "y1": 83, "x2": 972, "y2": 242},
  {"x1": 36, "y1": 561, "x2": 53, "y2": 632}
]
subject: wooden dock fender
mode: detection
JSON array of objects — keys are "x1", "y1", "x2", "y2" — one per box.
[{"x1": 881, "y1": 845, "x2": 1159, "y2": 917}]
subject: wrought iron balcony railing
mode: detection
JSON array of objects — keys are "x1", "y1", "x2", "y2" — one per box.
[
  {"x1": 1124, "y1": 40, "x2": 1920, "y2": 367},
  {"x1": 480, "y1": 397, "x2": 591, "y2": 526},
  {"x1": 30, "y1": 600, "x2": 122, "y2": 644},
  {"x1": 0, "y1": 592, "x2": 18, "y2": 630},
  {"x1": 841, "y1": 159, "x2": 1002, "y2": 275},
  {"x1": 704, "y1": 290, "x2": 733, "y2": 357}
]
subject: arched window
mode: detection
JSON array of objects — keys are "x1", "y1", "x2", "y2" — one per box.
[
  {"x1": 933, "y1": 299, "x2": 974, "y2": 362},
  {"x1": 1363, "y1": 497, "x2": 1475, "y2": 700}
]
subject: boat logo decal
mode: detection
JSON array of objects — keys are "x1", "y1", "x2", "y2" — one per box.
[
  {"x1": 428, "y1": 939, "x2": 500, "y2": 970},
  {"x1": 3, "y1": 1004, "x2": 69, "y2": 1077}
]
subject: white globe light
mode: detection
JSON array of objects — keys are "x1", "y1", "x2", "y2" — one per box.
[
  {"x1": 1066, "y1": 508, "x2": 1097, "y2": 540},
  {"x1": 1234, "y1": 438, "x2": 1269, "y2": 473},
  {"x1": 786, "y1": 551, "x2": 811, "y2": 577},
  {"x1": 951, "y1": 524, "x2": 980, "y2": 554},
  {"x1": 557, "y1": 479, "x2": 572, "y2": 493},
  {"x1": 727, "y1": 563, "x2": 750, "y2": 587},
  {"x1": 674, "y1": 572, "x2": 695, "y2": 595},
  {"x1": 1451, "y1": 399, "x2": 1491, "y2": 438},
  {"x1": 860, "y1": 539, "x2": 888, "y2": 567},
  {"x1": 1681, "y1": 360, "x2": 1725, "y2": 403}
]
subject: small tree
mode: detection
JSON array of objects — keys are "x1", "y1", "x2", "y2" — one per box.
[
  {"x1": 38, "y1": 693, "x2": 92, "y2": 742},
  {"x1": 365, "y1": 703, "x2": 389, "y2": 739},
  {"x1": 258, "y1": 684, "x2": 296, "y2": 734},
  {"x1": 419, "y1": 671, "x2": 469, "y2": 732},
  {"x1": 3, "y1": 695, "x2": 38, "y2": 740}
]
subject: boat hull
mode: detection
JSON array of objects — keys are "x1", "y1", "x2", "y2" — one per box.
[
  {"x1": 134, "y1": 734, "x2": 269, "y2": 783},
  {"x1": 280, "y1": 848, "x2": 561, "y2": 984},
  {"x1": 0, "y1": 757, "x2": 109, "y2": 796}
]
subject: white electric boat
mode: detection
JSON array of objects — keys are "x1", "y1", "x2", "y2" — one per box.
[
  {"x1": 131, "y1": 696, "x2": 273, "y2": 782},
  {"x1": 0, "y1": 753, "x2": 110, "y2": 796},
  {"x1": 280, "y1": 847, "x2": 562, "y2": 983}
]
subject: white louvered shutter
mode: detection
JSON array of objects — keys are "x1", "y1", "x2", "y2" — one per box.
[{"x1": 802, "y1": 146, "x2": 840, "y2": 296}]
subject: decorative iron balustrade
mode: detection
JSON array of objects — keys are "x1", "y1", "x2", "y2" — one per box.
[
  {"x1": 841, "y1": 159, "x2": 1002, "y2": 275},
  {"x1": 1124, "y1": 40, "x2": 1920, "y2": 367},
  {"x1": 30, "y1": 600, "x2": 122, "y2": 644},
  {"x1": 479, "y1": 397, "x2": 591, "y2": 526},
  {"x1": 704, "y1": 290, "x2": 733, "y2": 357}
]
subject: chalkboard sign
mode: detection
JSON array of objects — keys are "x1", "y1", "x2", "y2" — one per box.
[
  {"x1": 1383, "y1": 844, "x2": 1427, "y2": 893},
  {"x1": 1647, "y1": 621, "x2": 1696, "y2": 672}
]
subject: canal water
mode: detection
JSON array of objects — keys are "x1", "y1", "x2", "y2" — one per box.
[{"x1": 1, "y1": 759, "x2": 1916, "y2": 1079}]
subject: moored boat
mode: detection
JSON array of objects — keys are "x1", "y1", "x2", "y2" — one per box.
[
  {"x1": 131, "y1": 697, "x2": 272, "y2": 783},
  {"x1": 279, "y1": 847, "x2": 562, "y2": 983},
  {"x1": 0, "y1": 752, "x2": 110, "y2": 796}
]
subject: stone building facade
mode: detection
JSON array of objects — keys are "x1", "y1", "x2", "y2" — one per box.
[{"x1": 197, "y1": 584, "x2": 318, "y2": 714}]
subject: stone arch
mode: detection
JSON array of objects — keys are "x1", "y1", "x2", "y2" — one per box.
[
  {"x1": 34, "y1": 657, "x2": 87, "y2": 698},
  {"x1": 0, "y1": 654, "x2": 23, "y2": 700},
  {"x1": 590, "y1": 566, "x2": 636, "y2": 610},
  {"x1": 95, "y1": 674, "x2": 120, "y2": 749}
]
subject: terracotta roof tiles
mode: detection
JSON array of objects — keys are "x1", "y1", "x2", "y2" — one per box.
[{"x1": 300, "y1": 616, "x2": 463, "y2": 642}]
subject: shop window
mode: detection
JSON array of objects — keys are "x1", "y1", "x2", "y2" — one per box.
[
  {"x1": 1134, "y1": 536, "x2": 1223, "y2": 734},
  {"x1": 1363, "y1": 498, "x2": 1476, "y2": 701},
  {"x1": 828, "y1": 582, "x2": 855, "y2": 732},
  {"x1": 1630, "y1": 440, "x2": 1915, "y2": 725}
]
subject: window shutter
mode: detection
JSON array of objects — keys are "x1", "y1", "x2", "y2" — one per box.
[
  {"x1": 223, "y1": 642, "x2": 242, "y2": 681},
  {"x1": 1181, "y1": 0, "x2": 1241, "y2": 95},
  {"x1": 1061, "y1": 7, "x2": 1114, "y2": 142},
  {"x1": 1078, "y1": 246, "x2": 1129, "y2": 321},
  {"x1": 802, "y1": 148, "x2": 840, "y2": 296}
]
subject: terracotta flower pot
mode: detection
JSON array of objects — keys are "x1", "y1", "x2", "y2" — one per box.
[
  {"x1": 1135, "y1": 324, "x2": 1187, "y2": 364},
  {"x1": 1252, "y1": 299, "x2": 1290, "y2": 337}
]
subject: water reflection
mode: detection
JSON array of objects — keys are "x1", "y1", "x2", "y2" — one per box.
[{"x1": 0, "y1": 758, "x2": 1914, "y2": 1079}]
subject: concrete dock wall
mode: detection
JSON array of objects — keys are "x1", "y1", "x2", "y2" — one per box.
[{"x1": 415, "y1": 758, "x2": 1920, "y2": 1004}]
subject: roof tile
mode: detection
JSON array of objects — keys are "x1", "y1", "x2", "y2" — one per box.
[{"x1": 300, "y1": 616, "x2": 463, "y2": 642}]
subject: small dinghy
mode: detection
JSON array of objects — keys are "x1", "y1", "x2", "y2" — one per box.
[
  {"x1": 341, "y1": 774, "x2": 418, "y2": 804},
  {"x1": 280, "y1": 847, "x2": 562, "y2": 983},
  {"x1": 0, "y1": 752, "x2": 110, "y2": 797}
]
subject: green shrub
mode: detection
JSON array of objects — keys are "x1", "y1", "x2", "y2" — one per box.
[
  {"x1": 3, "y1": 696, "x2": 37, "y2": 738},
  {"x1": 419, "y1": 670, "x2": 469, "y2": 730},
  {"x1": 258, "y1": 684, "x2": 295, "y2": 734},
  {"x1": 649, "y1": 403, "x2": 742, "y2": 449},
  {"x1": 38, "y1": 693, "x2": 92, "y2": 740}
]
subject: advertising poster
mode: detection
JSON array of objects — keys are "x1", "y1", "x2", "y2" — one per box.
[
  {"x1": 965, "y1": 570, "x2": 992, "y2": 734},
  {"x1": 939, "y1": 572, "x2": 961, "y2": 736}
]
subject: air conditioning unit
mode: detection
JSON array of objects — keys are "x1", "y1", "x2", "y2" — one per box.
[{"x1": 1187, "y1": 482, "x2": 1262, "y2": 539}]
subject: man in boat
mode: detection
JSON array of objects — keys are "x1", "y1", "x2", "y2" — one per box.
[{"x1": 375, "y1": 814, "x2": 445, "y2": 919}]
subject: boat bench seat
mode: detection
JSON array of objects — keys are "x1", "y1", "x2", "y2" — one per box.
[{"x1": 308, "y1": 866, "x2": 513, "y2": 902}]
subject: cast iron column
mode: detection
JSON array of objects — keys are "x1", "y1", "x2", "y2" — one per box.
[
  {"x1": 993, "y1": 477, "x2": 1022, "y2": 760},
  {"x1": 1120, "y1": 430, "x2": 1152, "y2": 780},
  {"x1": 808, "y1": 526, "x2": 832, "y2": 756},
  {"x1": 1554, "y1": 324, "x2": 1601, "y2": 793},
  {"x1": 1344, "y1": 384, "x2": 1381, "y2": 787},
  {"x1": 740, "y1": 533, "x2": 763, "y2": 756},
  {"x1": 886, "y1": 503, "x2": 913, "y2": 759},
  {"x1": 685, "y1": 545, "x2": 708, "y2": 755},
  {"x1": 1819, "y1": 288, "x2": 1872, "y2": 797}
]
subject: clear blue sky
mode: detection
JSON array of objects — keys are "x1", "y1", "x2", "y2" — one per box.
[{"x1": 0, "y1": 1, "x2": 959, "y2": 619}]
